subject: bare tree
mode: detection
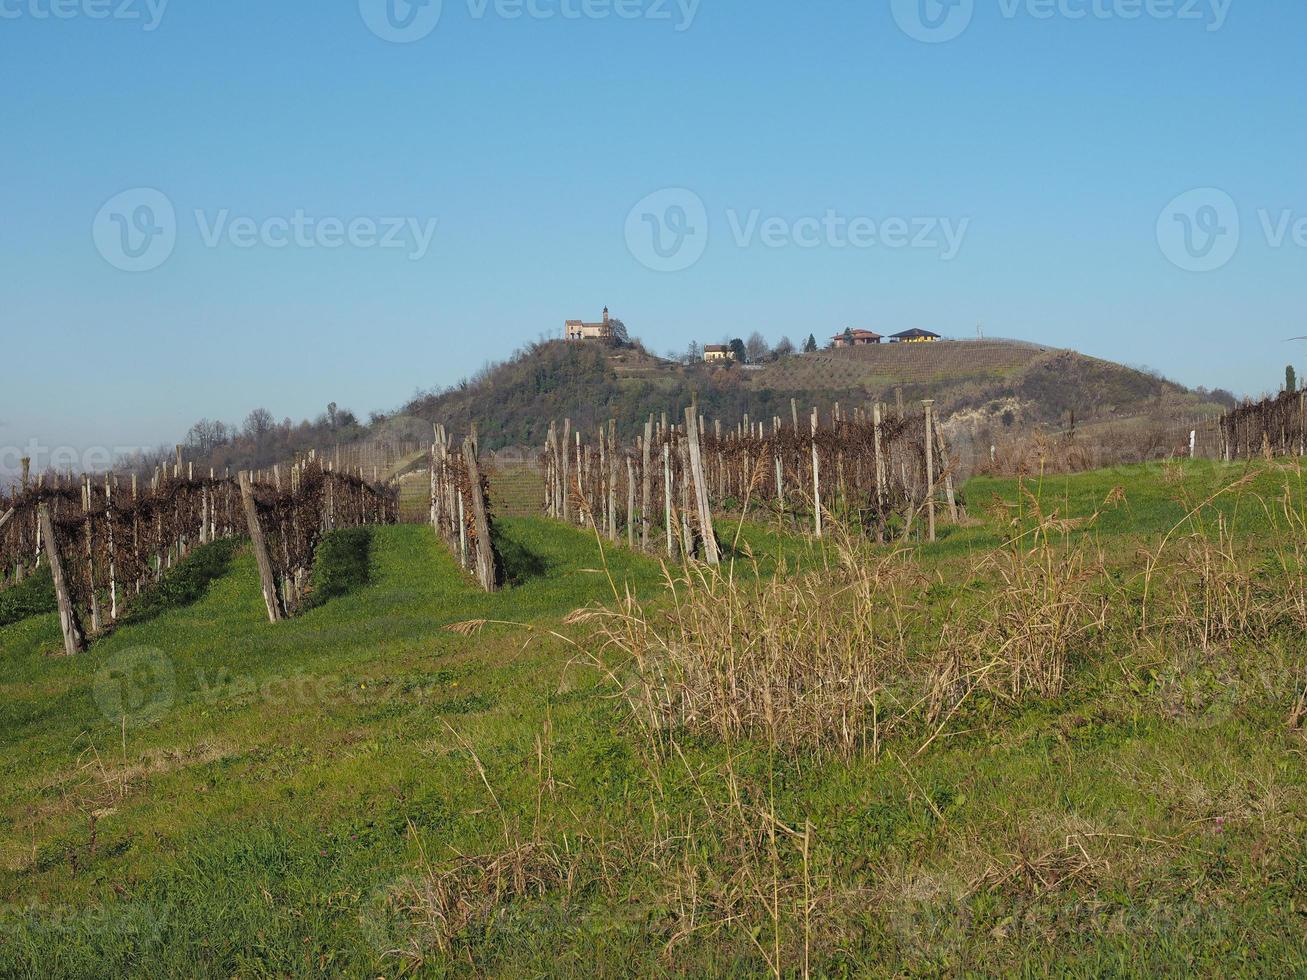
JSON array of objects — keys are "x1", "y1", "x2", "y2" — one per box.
[
  {"x1": 774, "y1": 336, "x2": 795, "y2": 358},
  {"x1": 242, "y1": 408, "x2": 275, "y2": 442},
  {"x1": 185, "y1": 418, "x2": 230, "y2": 454},
  {"x1": 745, "y1": 331, "x2": 770, "y2": 364}
]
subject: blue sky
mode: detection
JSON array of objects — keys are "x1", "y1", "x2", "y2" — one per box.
[{"x1": 2, "y1": 0, "x2": 1305, "y2": 467}]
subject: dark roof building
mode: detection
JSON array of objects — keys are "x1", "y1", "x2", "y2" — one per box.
[{"x1": 890, "y1": 328, "x2": 942, "y2": 343}]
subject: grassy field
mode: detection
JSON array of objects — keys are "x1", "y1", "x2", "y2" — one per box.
[{"x1": 1, "y1": 461, "x2": 1305, "y2": 977}]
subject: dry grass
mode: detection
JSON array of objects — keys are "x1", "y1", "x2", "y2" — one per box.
[
  {"x1": 578, "y1": 529, "x2": 921, "y2": 760},
  {"x1": 930, "y1": 494, "x2": 1111, "y2": 727}
]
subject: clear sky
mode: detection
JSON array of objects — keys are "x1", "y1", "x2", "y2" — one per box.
[{"x1": 2, "y1": 0, "x2": 1304, "y2": 471}]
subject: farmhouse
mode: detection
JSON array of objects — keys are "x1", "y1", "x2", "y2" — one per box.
[
  {"x1": 703, "y1": 344, "x2": 734, "y2": 363},
  {"x1": 890, "y1": 328, "x2": 942, "y2": 343},
  {"x1": 831, "y1": 329, "x2": 883, "y2": 348},
  {"x1": 566, "y1": 307, "x2": 613, "y2": 341}
]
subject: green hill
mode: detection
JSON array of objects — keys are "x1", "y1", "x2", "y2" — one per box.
[{"x1": 396, "y1": 338, "x2": 1231, "y2": 450}]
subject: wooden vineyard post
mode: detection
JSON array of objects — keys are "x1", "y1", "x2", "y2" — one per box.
[
  {"x1": 38, "y1": 504, "x2": 85, "y2": 656},
  {"x1": 923, "y1": 400, "x2": 937, "y2": 543},
  {"x1": 626, "y1": 456, "x2": 636, "y2": 549},
  {"x1": 663, "y1": 440, "x2": 674, "y2": 559},
  {"x1": 598, "y1": 424, "x2": 609, "y2": 534},
  {"x1": 641, "y1": 415, "x2": 654, "y2": 550},
  {"x1": 561, "y1": 419, "x2": 572, "y2": 524},
  {"x1": 82, "y1": 479, "x2": 103, "y2": 635},
  {"x1": 105, "y1": 475, "x2": 118, "y2": 622},
  {"x1": 607, "y1": 419, "x2": 618, "y2": 542},
  {"x1": 684, "y1": 407, "x2": 720, "y2": 565},
  {"x1": 239, "y1": 472, "x2": 284, "y2": 623},
  {"x1": 934, "y1": 425, "x2": 959, "y2": 524},
  {"x1": 463, "y1": 438, "x2": 499, "y2": 593},
  {"x1": 774, "y1": 442, "x2": 785, "y2": 510},
  {"x1": 811, "y1": 407, "x2": 822, "y2": 539}
]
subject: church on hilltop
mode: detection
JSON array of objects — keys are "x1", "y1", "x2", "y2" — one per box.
[{"x1": 565, "y1": 307, "x2": 613, "y2": 341}]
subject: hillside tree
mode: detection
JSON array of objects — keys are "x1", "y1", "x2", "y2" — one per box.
[
  {"x1": 728, "y1": 338, "x2": 747, "y2": 362},
  {"x1": 774, "y1": 336, "x2": 795, "y2": 358},
  {"x1": 745, "y1": 331, "x2": 770, "y2": 364},
  {"x1": 803, "y1": 334, "x2": 818, "y2": 353},
  {"x1": 1288, "y1": 364, "x2": 1298, "y2": 393}
]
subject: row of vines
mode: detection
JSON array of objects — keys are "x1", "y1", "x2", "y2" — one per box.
[
  {"x1": 541, "y1": 401, "x2": 959, "y2": 558},
  {"x1": 0, "y1": 458, "x2": 397, "y2": 654},
  {"x1": 428, "y1": 426, "x2": 500, "y2": 592},
  {"x1": 1221, "y1": 389, "x2": 1307, "y2": 461}
]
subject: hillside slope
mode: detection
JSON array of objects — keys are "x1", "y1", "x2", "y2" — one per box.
[{"x1": 396, "y1": 339, "x2": 1228, "y2": 450}]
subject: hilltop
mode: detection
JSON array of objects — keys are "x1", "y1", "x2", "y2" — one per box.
[{"x1": 396, "y1": 337, "x2": 1232, "y2": 451}]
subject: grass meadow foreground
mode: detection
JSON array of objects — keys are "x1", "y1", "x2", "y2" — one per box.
[{"x1": 1, "y1": 461, "x2": 1306, "y2": 976}]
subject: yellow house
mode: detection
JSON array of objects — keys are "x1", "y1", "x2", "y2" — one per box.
[
  {"x1": 890, "y1": 329, "x2": 942, "y2": 343},
  {"x1": 703, "y1": 344, "x2": 734, "y2": 363}
]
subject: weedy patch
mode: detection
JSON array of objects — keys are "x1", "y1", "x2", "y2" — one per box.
[
  {"x1": 930, "y1": 495, "x2": 1111, "y2": 726},
  {"x1": 578, "y1": 528, "x2": 924, "y2": 760}
]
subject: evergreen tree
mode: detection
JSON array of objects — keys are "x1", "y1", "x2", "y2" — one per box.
[
  {"x1": 1288, "y1": 364, "x2": 1298, "y2": 393},
  {"x1": 803, "y1": 333, "x2": 818, "y2": 353}
]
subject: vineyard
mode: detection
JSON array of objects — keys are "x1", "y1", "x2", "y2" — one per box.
[
  {"x1": 0, "y1": 399, "x2": 963, "y2": 650},
  {"x1": 0, "y1": 453, "x2": 396, "y2": 655},
  {"x1": 540, "y1": 399, "x2": 959, "y2": 560},
  {"x1": 2, "y1": 386, "x2": 1278, "y2": 661}
]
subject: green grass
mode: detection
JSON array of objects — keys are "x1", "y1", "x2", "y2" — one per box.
[
  {"x1": 1, "y1": 469, "x2": 1305, "y2": 977},
  {"x1": 0, "y1": 567, "x2": 56, "y2": 629},
  {"x1": 301, "y1": 527, "x2": 374, "y2": 611}
]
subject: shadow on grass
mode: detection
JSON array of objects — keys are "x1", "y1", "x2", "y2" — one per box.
[
  {"x1": 495, "y1": 529, "x2": 549, "y2": 587},
  {"x1": 302, "y1": 527, "x2": 374, "y2": 611},
  {"x1": 119, "y1": 538, "x2": 240, "y2": 627}
]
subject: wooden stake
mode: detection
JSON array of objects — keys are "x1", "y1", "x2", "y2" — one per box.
[
  {"x1": 463, "y1": 438, "x2": 499, "y2": 593},
  {"x1": 811, "y1": 408, "x2": 822, "y2": 539},
  {"x1": 684, "y1": 406, "x2": 720, "y2": 565},
  {"x1": 39, "y1": 504, "x2": 85, "y2": 655},
  {"x1": 239, "y1": 472, "x2": 283, "y2": 623},
  {"x1": 641, "y1": 416, "x2": 654, "y2": 550},
  {"x1": 923, "y1": 400, "x2": 937, "y2": 543}
]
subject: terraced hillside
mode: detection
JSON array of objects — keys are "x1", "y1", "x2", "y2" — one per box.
[
  {"x1": 397, "y1": 338, "x2": 1230, "y2": 454},
  {"x1": 752, "y1": 338, "x2": 1051, "y2": 391}
]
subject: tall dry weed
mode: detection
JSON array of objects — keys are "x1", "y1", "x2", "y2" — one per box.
[
  {"x1": 579, "y1": 527, "x2": 923, "y2": 760},
  {"x1": 930, "y1": 490, "x2": 1111, "y2": 722}
]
